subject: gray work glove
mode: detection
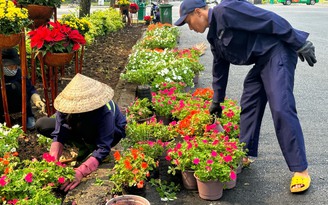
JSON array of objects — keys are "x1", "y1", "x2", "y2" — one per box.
[
  {"x1": 209, "y1": 101, "x2": 222, "y2": 118},
  {"x1": 297, "y1": 41, "x2": 317, "y2": 67}
]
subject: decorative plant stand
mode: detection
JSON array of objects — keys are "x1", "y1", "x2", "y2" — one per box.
[
  {"x1": 37, "y1": 51, "x2": 80, "y2": 116},
  {"x1": 0, "y1": 32, "x2": 28, "y2": 132}
]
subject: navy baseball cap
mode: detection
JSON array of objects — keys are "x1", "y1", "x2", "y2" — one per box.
[{"x1": 174, "y1": 0, "x2": 207, "y2": 26}]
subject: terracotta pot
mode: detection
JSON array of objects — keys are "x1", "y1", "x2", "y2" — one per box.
[
  {"x1": 24, "y1": 4, "x2": 54, "y2": 28},
  {"x1": 0, "y1": 33, "x2": 21, "y2": 49},
  {"x1": 182, "y1": 170, "x2": 197, "y2": 190},
  {"x1": 106, "y1": 195, "x2": 150, "y2": 205},
  {"x1": 194, "y1": 174, "x2": 224, "y2": 200},
  {"x1": 224, "y1": 176, "x2": 237, "y2": 190},
  {"x1": 44, "y1": 52, "x2": 74, "y2": 67}
]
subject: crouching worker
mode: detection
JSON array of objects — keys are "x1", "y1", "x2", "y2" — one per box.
[
  {"x1": 1, "y1": 48, "x2": 45, "y2": 129},
  {"x1": 35, "y1": 73, "x2": 127, "y2": 192}
]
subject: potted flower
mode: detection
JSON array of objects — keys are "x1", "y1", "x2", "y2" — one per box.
[
  {"x1": 28, "y1": 21, "x2": 86, "y2": 66},
  {"x1": 59, "y1": 14, "x2": 92, "y2": 37},
  {"x1": 117, "y1": 0, "x2": 130, "y2": 11},
  {"x1": 109, "y1": 148, "x2": 156, "y2": 195},
  {"x1": 144, "y1": 15, "x2": 151, "y2": 25},
  {"x1": 126, "y1": 98, "x2": 154, "y2": 123},
  {"x1": 0, "y1": 0, "x2": 31, "y2": 48}
]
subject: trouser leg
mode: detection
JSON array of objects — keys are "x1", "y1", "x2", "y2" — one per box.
[
  {"x1": 240, "y1": 64, "x2": 267, "y2": 157},
  {"x1": 35, "y1": 116, "x2": 56, "y2": 138},
  {"x1": 261, "y1": 48, "x2": 307, "y2": 172}
]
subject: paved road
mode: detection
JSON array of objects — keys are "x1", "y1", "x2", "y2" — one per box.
[{"x1": 58, "y1": 3, "x2": 328, "y2": 204}]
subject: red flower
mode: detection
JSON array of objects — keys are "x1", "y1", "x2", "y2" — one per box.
[
  {"x1": 58, "y1": 177, "x2": 66, "y2": 184},
  {"x1": 113, "y1": 151, "x2": 121, "y2": 161},
  {"x1": 137, "y1": 180, "x2": 144, "y2": 188}
]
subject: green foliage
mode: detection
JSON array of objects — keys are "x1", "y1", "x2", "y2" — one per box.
[
  {"x1": 149, "y1": 179, "x2": 180, "y2": 201},
  {"x1": 0, "y1": 124, "x2": 23, "y2": 156},
  {"x1": 86, "y1": 8, "x2": 124, "y2": 38},
  {"x1": 0, "y1": 153, "x2": 75, "y2": 204},
  {"x1": 126, "y1": 98, "x2": 153, "y2": 122},
  {"x1": 36, "y1": 134, "x2": 52, "y2": 150}
]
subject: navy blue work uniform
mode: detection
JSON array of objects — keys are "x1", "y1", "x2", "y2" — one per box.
[
  {"x1": 36, "y1": 100, "x2": 127, "y2": 163},
  {"x1": 208, "y1": 0, "x2": 308, "y2": 172}
]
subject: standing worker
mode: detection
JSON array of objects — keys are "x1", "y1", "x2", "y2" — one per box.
[
  {"x1": 174, "y1": 0, "x2": 316, "y2": 193},
  {"x1": 35, "y1": 73, "x2": 127, "y2": 191}
]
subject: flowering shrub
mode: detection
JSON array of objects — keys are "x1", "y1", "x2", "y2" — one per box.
[
  {"x1": 126, "y1": 98, "x2": 154, "y2": 122},
  {"x1": 59, "y1": 14, "x2": 92, "y2": 37},
  {"x1": 219, "y1": 98, "x2": 241, "y2": 138},
  {"x1": 28, "y1": 21, "x2": 86, "y2": 56},
  {"x1": 134, "y1": 140, "x2": 166, "y2": 160},
  {"x1": 0, "y1": 153, "x2": 75, "y2": 204},
  {"x1": 0, "y1": 0, "x2": 31, "y2": 35},
  {"x1": 138, "y1": 25, "x2": 179, "y2": 49},
  {"x1": 192, "y1": 127, "x2": 246, "y2": 182},
  {"x1": 109, "y1": 148, "x2": 156, "y2": 193},
  {"x1": 123, "y1": 116, "x2": 177, "y2": 148},
  {"x1": 17, "y1": 0, "x2": 63, "y2": 7},
  {"x1": 175, "y1": 110, "x2": 213, "y2": 136}
]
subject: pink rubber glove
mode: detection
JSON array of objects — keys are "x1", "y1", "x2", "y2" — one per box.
[
  {"x1": 60, "y1": 156, "x2": 99, "y2": 192},
  {"x1": 49, "y1": 142, "x2": 63, "y2": 161}
]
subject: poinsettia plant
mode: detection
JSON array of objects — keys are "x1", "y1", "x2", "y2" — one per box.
[{"x1": 28, "y1": 21, "x2": 86, "y2": 56}]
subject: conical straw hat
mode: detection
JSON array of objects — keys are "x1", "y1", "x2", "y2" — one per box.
[{"x1": 54, "y1": 73, "x2": 114, "y2": 113}]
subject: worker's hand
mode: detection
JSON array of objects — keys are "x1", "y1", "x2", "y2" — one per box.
[
  {"x1": 297, "y1": 41, "x2": 317, "y2": 67},
  {"x1": 209, "y1": 101, "x2": 222, "y2": 118},
  {"x1": 60, "y1": 157, "x2": 99, "y2": 192},
  {"x1": 49, "y1": 141, "x2": 64, "y2": 161},
  {"x1": 31, "y1": 93, "x2": 46, "y2": 115}
]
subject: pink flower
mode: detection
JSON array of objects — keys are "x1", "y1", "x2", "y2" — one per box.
[
  {"x1": 58, "y1": 177, "x2": 66, "y2": 184},
  {"x1": 230, "y1": 170, "x2": 237, "y2": 181},
  {"x1": 165, "y1": 155, "x2": 171, "y2": 161},
  {"x1": 223, "y1": 155, "x2": 233, "y2": 163},
  {"x1": 0, "y1": 175, "x2": 8, "y2": 186},
  {"x1": 176, "y1": 143, "x2": 182, "y2": 149},
  {"x1": 206, "y1": 166, "x2": 212, "y2": 171},
  {"x1": 25, "y1": 172, "x2": 33, "y2": 183},
  {"x1": 211, "y1": 151, "x2": 218, "y2": 157},
  {"x1": 193, "y1": 158, "x2": 200, "y2": 165},
  {"x1": 7, "y1": 199, "x2": 18, "y2": 205},
  {"x1": 206, "y1": 159, "x2": 213, "y2": 164},
  {"x1": 42, "y1": 153, "x2": 56, "y2": 162}
]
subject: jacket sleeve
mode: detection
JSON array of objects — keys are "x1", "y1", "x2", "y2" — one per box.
[
  {"x1": 51, "y1": 111, "x2": 70, "y2": 144},
  {"x1": 211, "y1": 44, "x2": 230, "y2": 103},
  {"x1": 216, "y1": 0, "x2": 308, "y2": 51}
]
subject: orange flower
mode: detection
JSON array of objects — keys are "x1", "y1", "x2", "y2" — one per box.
[
  {"x1": 141, "y1": 162, "x2": 148, "y2": 169},
  {"x1": 137, "y1": 180, "x2": 144, "y2": 188},
  {"x1": 124, "y1": 159, "x2": 132, "y2": 170},
  {"x1": 2, "y1": 160, "x2": 9, "y2": 166},
  {"x1": 113, "y1": 151, "x2": 121, "y2": 161},
  {"x1": 4, "y1": 167, "x2": 10, "y2": 175},
  {"x1": 132, "y1": 169, "x2": 139, "y2": 174},
  {"x1": 12, "y1": 152, "x2": 19, "y2": 157}
]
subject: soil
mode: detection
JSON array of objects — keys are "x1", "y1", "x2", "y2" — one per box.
[{"x1": 16, "y1": 24, "x2": 146, "y2": 161}]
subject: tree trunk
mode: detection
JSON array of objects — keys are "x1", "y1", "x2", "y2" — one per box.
[
  {"x1": 110, "y1": 0, "x2": 115, "y2": 7},
  {"x1": 79, "y1": 0, "x2": 91, "y2": 18}
]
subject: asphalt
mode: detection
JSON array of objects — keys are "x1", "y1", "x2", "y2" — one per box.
[{"x1": 113, "y1": 2, "x2": 328, "y2": 205}]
